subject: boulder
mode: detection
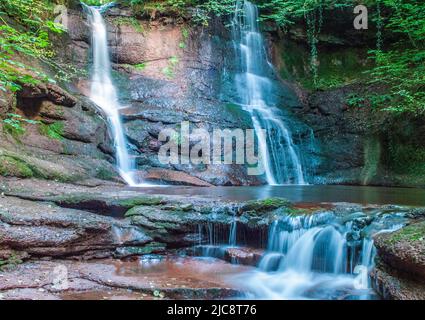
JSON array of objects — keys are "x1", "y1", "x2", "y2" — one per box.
[
  {"x1": 0, "y1": 196, "x2": 152, "y2": 258},
  {"x1": 374, "y1": 222, "x2": 425, "y2": 280},
  {"x1": 137, "y1": 169, "x2": 213, "y2": 187}
]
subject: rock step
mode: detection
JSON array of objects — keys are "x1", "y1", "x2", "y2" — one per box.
[{"x1": 0, "y1": 257, "x2": 252, "y2": 300}]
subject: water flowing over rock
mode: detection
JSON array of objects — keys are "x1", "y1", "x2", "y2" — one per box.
[
  {"x1": 229, "y1": 0, "x2": 310, "y2": 185},
  {"x1": 85, "y1": 4, "x2": 143, "y2": 186}
]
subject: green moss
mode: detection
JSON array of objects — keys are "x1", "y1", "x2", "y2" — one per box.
[
  {"x1": 0, "y1": 252, "x2": 24, "y2": 271},
  {"x1": 162, "y1": 56, "x2": 179, "y2": 79},
  {"x1": 388, "y1": 143, "x2": 425, "y2": 176},
  {"x1": 134, "y1": 63, "x2": 147, "y2": 70},
  {"x1": 111, "y1": 16, "x2": 144, "y2": 33},
  {"x1": 361, "y1": 136, "x2": 381, "y2": 185},
  {"x1": 277, "y1": 40, "x2": 370, "y2": 90},
  {"x1": 286, "y1": 207, "x2": 316, "y2": 216},
  {"x1": 0, "y1": 155, "x2": 33, "y2": 178},
  {"x1": 386, "y1": 222, "x2": 425, "y2": 244},
  {"x1": 114, "y1": 242, "x2": 166, "y2": 257},
  {"x1": 241, "y1": 197, "x2": 291, "y2": 213},
  {"x1": 121, "y1": 197, "x2": 166, "y2": 213},
  {"x1": 95, "y1": 167, "x2": 115, "y2": 181},
  {"x1": 39, "y1": 121, "x2": 64, "y2": 140}
]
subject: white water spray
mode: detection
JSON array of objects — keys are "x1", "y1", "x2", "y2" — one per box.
[
  {"x1": 85, "y1": 4, "x2": 147, "y2": 187},
  {"x1": 232, "y1": 1, "x2": 306, "y2": 185},
  {"x1": 235, "y1": 212, "x2": 406, "y2": 299}
]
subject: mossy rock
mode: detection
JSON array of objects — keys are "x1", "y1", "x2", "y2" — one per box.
[
  {"x1": 114, "y1": 242, "x2": 166, "y2": 258},
  {"x1": 0, "y1": 155, "x2": 33, "y2": 178},
  {"x1": 240, "y1": 198, "x2": 291, "y2": 213},
  {"x1": 118, "y1": 196, "x2": 165, "y2": 209},
  {"x1": 384, "y1": 222, "x2": 425, "y2": 245},
  {"x1": 160, "y1": 203, "x2": 194, "y2": 212},
  {"x1": 374, "y1": 221, "x2": 425, "y2": 280},
  {"x1": 0, "y1": 250, "x2": 28, "y2": 271},
  {"x1": 0, "y1": 149, "x2": 82, "y2": 182},
  {"x1": 95, "y1": 167, "x2": 116, "y2": 181}
]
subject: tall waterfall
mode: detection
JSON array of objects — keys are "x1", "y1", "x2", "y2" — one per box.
[
  {"x1": 85, "y1": 4, "x2": 142, "y2": 186},
  {"x1": 232, "y1": 1, "x2": 306, "y2": 185}
]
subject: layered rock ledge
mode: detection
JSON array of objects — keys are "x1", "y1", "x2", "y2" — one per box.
[{"x1": 371, "y1": 221, "x2": 425, "y2": 299}]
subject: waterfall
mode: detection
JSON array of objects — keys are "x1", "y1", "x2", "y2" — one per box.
[
  {"x1": 85, "y1": 4, "x2": 144, "y2": 187},
  {"x1": 236, "y1": 212, "x2": 406, "y2": 299},
  {"x1": 232, "y1": 1, "x2": 306, "y2": 185}
]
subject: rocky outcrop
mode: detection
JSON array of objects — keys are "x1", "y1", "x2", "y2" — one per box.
[
  {"x1": 371, "y1": 222, "x2": 425, "y2": 299},
  {"x1": 59, "y1": 4, "x2": 314, "y2": 186},
  {"x1": 0, "y1": 196, "x2": 152, "y2": 258},
  {"x1": 374, "y1": 222, "x2": 425, "y2": 279},
  {"x1": 0, "y1": 79, "x2": 119, "y2": 184},
  {"x1": 0, "y1": 178, "x2": 298, "y2": 256},
  {"x1": 269, "y1": 21, "x2": 425, "y2": 188},
  {"x1": 136, "y1": 168, "x2": 214, "y2": 186}
]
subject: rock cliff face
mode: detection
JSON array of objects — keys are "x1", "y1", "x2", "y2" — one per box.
[
  {"x1": 58, "y1": 6, "x2": 258, "y2": 186},
  {"x1": 58, "y1": 4, "x2": 318, "y2": 186},
  {"x1": 2, "y1": 3, "x2": 424, "y2": 188},
  {"x1": 268, "y1": 21, "x2": 425, "y2": 188},
  {"x1": 0, "y1": 80, "x2": 118, "y2": 185}
]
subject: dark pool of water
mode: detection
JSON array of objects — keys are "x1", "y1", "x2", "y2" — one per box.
[{"x1": 126, "y1": 185, "x2": 425, "y2": 206}]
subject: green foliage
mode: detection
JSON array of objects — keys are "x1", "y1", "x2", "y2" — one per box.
[
  {"x1": 0, "y1": 155, "x2": 33, "y2": 177},
  {"x1": 162, "y1": 55, "x2": 179, "y2": 78},
  {"x1": 191, "y1": 0, "x2": 236, "y2": 26},
  {"x1": 38, "y1": 121, "x2": 64, "y2": 140},
  {"x1": 364, "y1": 0, "x2": 425, "y2": 114},
  {"x1": 0, "y1": 252, "x2": 24, "y2": 271},
  {"x1": 0, "y1": 0, "x2": 63, "y2": 92},
  {"x1": 81, "y1": 0, "x2": 112, "y2": 5},
  {"x1": 257, "y1": 0, "x2": 353, "y2": 28},
  {"x1": 1, "y1": 113, "x2": 39, "y2": 138},
  {"x1": 259, "y1": 0, "x2": 425, "y2": 114},
  {"x1": 388, "y1": 142, "x2": 425, "y2": 175},
  {"x1": 111, "y1": 16, "x2": 144, "y2": 33},
  {"x1": 121, "y1": 0, "x2": 235, "y2": 25}
]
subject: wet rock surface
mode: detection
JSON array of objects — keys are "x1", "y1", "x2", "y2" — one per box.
[
  {"x1": 0, "y1": 257, "x2": 249, "y2": 300},
  {"x1": 57, "y1": 4, "x2": 314, "y2": 186},
  {"x1": 0, "y1": 196, "x2": 152, "y2": 258},
  {"x1": 371, "y1": 262, "x2": 425, "y2": 300},
  {"x1": 374, "y1": 221, "x2": 425, "y2": 280},
  {"x1": 1, "y1": 177, "x2": 425, "y2": 300},
  {"x1": 371, "y1": 221, "x2": 425, "y2": 299}
]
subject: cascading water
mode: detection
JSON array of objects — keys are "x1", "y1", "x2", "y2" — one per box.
[
  {"x1": 85, "y1": 4, "x2": 145, "y2": 187},
  {"x1": 232, "y1": 0, "x2": 306, "y2": 185},
  {"x1": 235, "y1": 211, "x2": 406, "y2": 299}
]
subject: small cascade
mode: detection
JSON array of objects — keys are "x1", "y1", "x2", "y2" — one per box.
[
  {"x1": 229, "y1": 214, "x2": 238, "y2": 246},
  {"x1": 84, "y1": 3, "x2": 148, "y2": 187},
  {"x1": 238, "y1": 211, "x2": 406, "y2": 299},
  {"x1": 195, "y1": 222, "x2": 238, "y2": 258},
  {"x1": 231, "y1": 1, "x2": 307, "y2": 185}
]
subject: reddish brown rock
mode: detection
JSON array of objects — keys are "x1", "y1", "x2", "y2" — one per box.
[
  {"x1": 224, "y1": 247, "x2": 264, "y2": 266},
  {"x1": 374, "y1": 222, "x2": 425, "y2": 280},
  {"x1": 137, "y1": 169, "x2": 213, "y2": 187},
  {"x1": 0, "y1": 257, "x2": 250, "y2": 300}
]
